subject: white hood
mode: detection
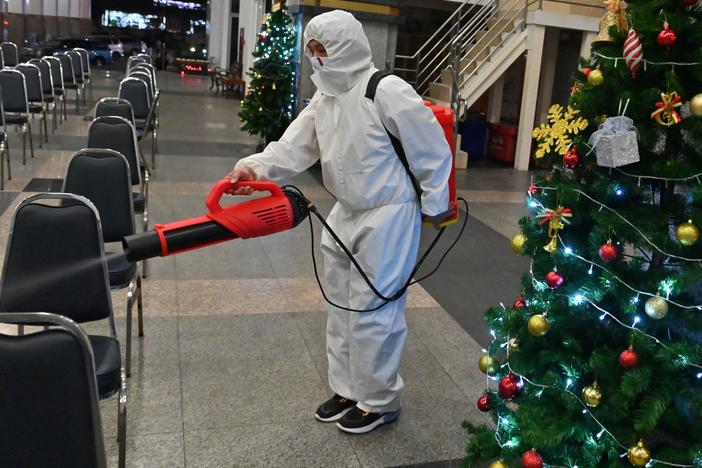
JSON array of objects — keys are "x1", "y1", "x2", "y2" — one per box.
[{"x1": 304, "y1": 10, "x2": 374, "y2": 97}]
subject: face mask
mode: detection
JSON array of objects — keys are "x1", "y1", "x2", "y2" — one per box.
[{"x1": 309, "y1": 56, "x2": 326, "y2": 72}]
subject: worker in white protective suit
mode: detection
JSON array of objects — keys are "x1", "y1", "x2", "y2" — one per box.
[{"x1": 227, "y1": 9, "x2": 453, "y2": 434}]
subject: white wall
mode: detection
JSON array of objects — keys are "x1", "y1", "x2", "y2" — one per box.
[
  {"x1": 28, "y1": 0, "x2": 41, "y2": 15},
  {"x1": 69, "y1": 0, "x2": 79, "y2": 18},
  {"x1": 8, "y1": 0, "x2": 23, "y2": 14},
  {"x1": 45, "y1": 0, "x2": 57, "y2": 16},
  {"x1": 57, "y1": 0, "x2": 69, "y2": 17}
]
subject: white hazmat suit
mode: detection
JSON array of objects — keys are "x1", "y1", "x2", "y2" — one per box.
[{"x1": 235, "y1": 10, "x2": 453, "y2": 414}]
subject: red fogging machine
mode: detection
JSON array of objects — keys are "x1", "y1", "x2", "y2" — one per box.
[
  {"x1": 122, "y1": 180, "x2": 310, "y2": 263},
  {"x1": 122, "y1": 103, "x2": 461, "y2": 264}
]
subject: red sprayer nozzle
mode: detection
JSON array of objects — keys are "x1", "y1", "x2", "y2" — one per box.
[{"x1": 122, "y1": 180, "x2": 310, "y2": 263}]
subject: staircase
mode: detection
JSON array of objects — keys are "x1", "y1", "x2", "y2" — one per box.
[{"x1": 395, "y1": 0, "x2": 531, "y2": 116}]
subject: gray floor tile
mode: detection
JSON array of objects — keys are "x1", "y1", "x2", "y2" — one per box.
[
  {"x1": 184, "y1": 423, "x2": 360, "y2": 468},
  {"x1": 181, "y1": 354, "x2": 327, "y2": 431},
  {"x1": 105, "y1": 431, "x2": 185, "y2": 468},
  {"x1": 178, "y1": 313, "x2": 310, "y2": 364}
]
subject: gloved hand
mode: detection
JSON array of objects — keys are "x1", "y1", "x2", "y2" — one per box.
[
  {"x1": 424, "y1": 208, "x2": 455, "y2": 230},
  {"x1": 225, "y1": 166, "x2": 258, "y2": 195}
]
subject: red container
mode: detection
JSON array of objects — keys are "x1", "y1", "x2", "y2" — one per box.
[
  {"x1": 488, "y1": 123, "x2": 519, "y2": 165},
  {"x1": 424, "y1": 101, "x2": 458, "y2": 226}
]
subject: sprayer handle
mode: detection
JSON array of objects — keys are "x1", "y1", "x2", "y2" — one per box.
[{"x1": 205, "y1": 179, "x2": 285, "y2": 214}]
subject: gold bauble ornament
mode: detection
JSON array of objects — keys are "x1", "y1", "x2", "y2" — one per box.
[
  {"x1": 581, "y1": 381, "x2": 602, "y2": 407},
  {"x1": 479, "y1": 354, "x2": 498, "y2": 375},
  {"x1": 691, "y1": 94, "x2": 702, "y2": 117},
  {"x1": 588, "y1": 69, "x2": 605, "y2": 87},
  {"x1": 527, "y1": 314, "x2": 550, "y2": 336},
  {"x1": 627, "y1": 439, "x2": 651, "y2": 467},
  {"x1": 645, "y1": 295, "x2": 669, "y2": 320},
  {"x1": 510, "y1": 233, "x2": 527, "y2": 254},
  {"x1": 508, "y1": 338, "x2": 519, "y2": 352},
  {"x1": 676, "y1": 219, "x2": 699, "y2": 246},
  {"x1": 489, "y1": 460, "x2": 509, "y2": 468}
]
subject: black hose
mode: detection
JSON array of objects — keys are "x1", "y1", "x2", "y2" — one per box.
[{"x1": 284, "y1": 184, "x2": 469, "y2": 313}]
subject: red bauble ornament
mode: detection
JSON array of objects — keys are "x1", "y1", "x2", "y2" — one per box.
[
  {"x1": 528, "y1": 184, "x2": 538, "y2": 196},
  {"x1": 563, "y1": 147, "x2": 580, "y2": 168},
  {"x1": 513, "y1": 294, "x2": 527, "y2": 309},
  {"x1": 619, "y1": 346, "x2": 639, "y2": 369},
  {"x1": 521, "y1": 449, "x2": 544, "y2": 468},
  {"x1": 657, "y1": 22, "x2": 677, "y2": 47},
  {"x1": 599, "y1": 239, "x2": 618, "y2": 262},
  {"x1": 582, "y1": 67, "x2": 591, "y2": 76},
  {"x1": 477, "y1": 393, "x2": 491, "y2": 412},
  {"x1": 545, "y1": 271, "x2": 564, "y2": 289},
  {"x1": 683, "y1": 0, "x2": 698, "y2": 6},
  {"x1": 498, "y1": 372, "x2": 524, "y2": 400}
]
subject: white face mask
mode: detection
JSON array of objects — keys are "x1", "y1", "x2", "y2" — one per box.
[{"x1": 309, "y1": 55, "x2": 326, "y2": 72}]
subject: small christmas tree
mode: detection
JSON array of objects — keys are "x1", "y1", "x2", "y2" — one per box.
[
  {"x1": 466, "y1": 0, "x2": 702, "y2": 466},
  {"x1": 239, "y1": 0, "x2": 296, "y2": 143}
]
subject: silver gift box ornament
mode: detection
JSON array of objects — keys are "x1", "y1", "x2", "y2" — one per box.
[{"x1": 587, "y1": 116, "x2": 640, "y2": 168}]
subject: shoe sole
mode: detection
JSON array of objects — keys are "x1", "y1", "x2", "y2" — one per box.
[
  {"x1": 315, "y1": 406, "x2": 354, "y2": 423},
  {"x1": 336, "y1": 409, "x2": 401, "y2": 434}
]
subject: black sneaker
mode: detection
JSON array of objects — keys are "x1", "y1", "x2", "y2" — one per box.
[
  {"x1": 336, "y1": 406, "x2": 401, "y2": 434},
  {"x1": 314, "y1": 394, "x2": 357, "y2": 422}
]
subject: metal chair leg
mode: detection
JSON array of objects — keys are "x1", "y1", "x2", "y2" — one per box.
[
  {"x1": 117, "y1": 369, "x2": 127, "y2": 468},
  {"x1": 124, "y1": 280, "x2": 136, "y2": 377},
  {"x1": 37, "y1": 114, "x2": 43, "y2": 149},
  {"x1": 1, "y1": 142, "x2": 4, "y2": 191},
  {"x1": 21, "y1": 124, "x2": 26, "y2": 165},
  {"x1": 42, "y1": 109, "x2": 48, "y2": 144},
  {"x1": 27, "y1": 122, "x2": 34, "y2": 159},
  {"x1": 62, "y1": 95, "x2": 67, "y2": 121},
  {"x1": 137, "y1": 274, "x2": 144, "y2": 337},
  {"x1": 52, "y1": 102, "x2": 57, "y2": 133},
  {"x1": 6, "y1": 140, "x2": 11, "y2": 182},
  {"x1": 75, "y1": 89, "x2": 79, "y2": 114}
]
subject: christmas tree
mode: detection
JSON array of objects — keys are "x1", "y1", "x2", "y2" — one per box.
[
  {"x1": 239, "y1": 1, "x2": 296, "y2": 143},
  {"x1": 466, "y1": 0, "x2": 702, "y2": 466}
]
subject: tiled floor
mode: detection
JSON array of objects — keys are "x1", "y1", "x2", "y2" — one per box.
[{"x1": 0, "y1": 71, "x2": 534, "y2": 467}]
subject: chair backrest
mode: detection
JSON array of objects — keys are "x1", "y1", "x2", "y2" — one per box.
[
  {"x1": 0, "y1": 69, "x2": 28, "y2": 113},
  {"x1": 0, "y1": 48, "x2": 5, "y2": 69},
  {"x1": 136, "y1": 53, "x2": 152, "y2": 64},
  {"x1": 29, "y1": 58, "x2": 54, "y2": 95},
  {"x1": 132, "y1": 63, "x2": 158, "y2": 92},
  {"x1": 129, "y1": 71, "x2": 154, "y2": 101},
  {"x1": 1, "y1": 42, "x2": 18, "y2": 66},
  {"x1": 0, "y1": 193, "x2": 115, "y2": 324},
  {"x1": 87, "y1": 116, "x2": 141, "y2": 186},
  {"x1": 0, "y1": 312, "x2": 107, "y2": 468},
  {"x1": 118, "y1": 77, "x2": 150, "y2": 120},
  {"x1": 126, "y1": 56, "x2": 146, "y2": 72},
  {"x1": 63, "y1": 149, "x2": 135, "y2": 243},
  {"x1": 66, "y1": 51, "x2": 83, "y2": 79},
  {"x1": 42, "y1": 56, "x2": 64, "y2": 90},
  {"x1": 73, "y1": 48, "x2": 90, "y2": 75},
  {"x1": 55, "y1": 53, "x2": 75, "y2": 86},
  {"x1": 94, "y1": 97, "x2": 135, "y2": 124},
  {"x1": 15, "y1": 63, "x2": 44, "y2": 103}
]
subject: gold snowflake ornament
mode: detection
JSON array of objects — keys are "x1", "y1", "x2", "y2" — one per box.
[{"x1": 532, "y1": 104, "x2": 589, "y2": 159}]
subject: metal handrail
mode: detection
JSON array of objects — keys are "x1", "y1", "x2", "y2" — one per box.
[{"x1": 414, "y1": 2, "x2": 497, "y2": 93}]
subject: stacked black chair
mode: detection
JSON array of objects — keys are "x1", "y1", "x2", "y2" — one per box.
[
  {"x1": 66, "y1": 50, "x2": 86, "y2": 106},
  {"x1": 55, "y1": 53, "x2": 80, "y2": 113},
  {"x1": 73, "y1": 47, "x2": 92, "y2": 101},
  {"x1": 0, "y1": 312, "x2": 118, "y2": 468},
  {"x1": 126, "y1": 56, "x2": 147, "y2": 73},
  {"x1": 42, "y1": 56, "x2": 67, "y2": 123},
  {"x1": 87, "y1": 116, "x2": 149, "y2": 236},
  {"x1": 118, "y1": 77, "x2": 159, "y2": 169},
  {"x1": 29, "y1": 58, "x2": 59, "y2": 132},
  {"x1": 135, "y1": 53, "x2": 152, "y2": 64},
  {"x1": 0, "y1": 193, "x2": 127, "y2": 468},
  {"x1": 133, "y1": 62, "x2": 159, "y2": 91},
  {"x1": 0, "y1": 88, "x2": 10, "y2": 190},
  {"x1": 0, "y1": 69, "x2": 34, "y2": 164},
  {"x1": 0, "y1": 48, "x2": 5, "y2": 68},
  {"x1": 1, "y1": 41, "x2": 18, "y2": 67},
  {"x1": 63, "y1": 149, "x2": 145, "y2": 376},
  {"x1": 15, "y1": 63, "x2": 49, "y2": 147}
]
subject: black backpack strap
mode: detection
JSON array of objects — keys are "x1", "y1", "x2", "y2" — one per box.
[{"x1": 365, "y1": 70, "x2": 422, "y2": 201}]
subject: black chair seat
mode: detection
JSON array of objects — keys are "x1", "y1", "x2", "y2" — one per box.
[
  {"x1": 75, "y1": 78, "x2": 84, "y2": 84},
  {"x1": 133, "y1": 192, "x2": 145, "y2": 213},
  {"x1": 88, "y1": 335, "x2": 121, "y2": 398},
  {"x1": 5, "y1": 114, "x2": 28, "y2": 124},
  {"x1": 107, "y1": 250, "x2": 137, "y2": 288},
  {"x1": 54, "y1": 89, "x2": 64, "y2": 96},
  {"x1": 29, "y1": 104, "x2": 42, "y2": 113},
  {"x1": 42, "y1": 95, "x2": 55, "y2": 103},
  {"x1": 0, "y1": 132, "x2": 6, "y2": 142},
  {"x1": 64, "y1": 83, "x2": 79, "y2": 89}
]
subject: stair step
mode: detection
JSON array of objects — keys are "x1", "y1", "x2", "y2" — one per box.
[
  {"x1": 441, "y1": 68, "x2": 453, "y2": 86},
  {"x1": 429, "y1": 82, "x2": 452, "y2": 102},
  {"x1": 487, "y1": 18, "x2": 515, "y2": 33}
]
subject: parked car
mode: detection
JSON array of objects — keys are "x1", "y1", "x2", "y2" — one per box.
[
  {"x1": 85, "y1": 35, "x2": 122, "y2": 59},
  {"x1": 29, "y1": 37, "x2": 82, "y2": 57},
  {"x1": 119, "y1": 36, "x2": 148, "y2": 56},
  {"x1": 83, "y1": 37, "x2": 114, "y2": 66}
]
